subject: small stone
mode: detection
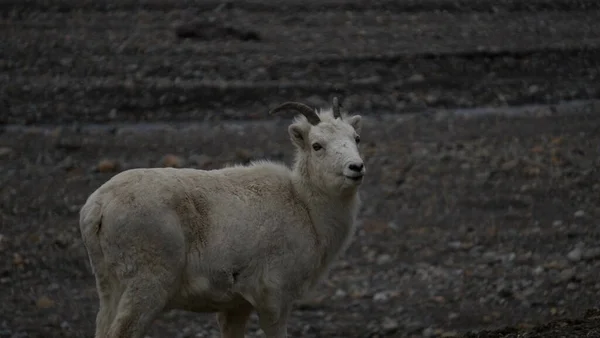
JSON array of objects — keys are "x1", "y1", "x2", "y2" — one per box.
[
  {"x1": 235, "y1": 149, "x2": 253, "y2": 163},
  {"x1": 574, "y1": 210, "x2": 585, "y2": 218},
  {"x1": 0, "y1": 147, "x2": 12, "y2": 157},
  {"x1": 381, "y1": 317, "x2": 399, "y2": 332},
  {"x1": 96, "y1": 159, "x2": 119, "y2": 173},
  {"x1": 407, "y1": 73, "x2": 425, "y2": 82},
  {"x1": 36, "y1": 295, "x2": 55, "y2": 309},
  {"x1": 532, "y1": 266, "x2": 544, "y2": 275},
  {"x1": 333, "y1": 289, "x2": 346, "y2": 299},
  {"x1": 189, "y1": 154, "x2": 213, "y2": 168},
  {"x1": 567, "y1": 247, "x2": 582, "y2": 262},
  {"x1": 583, "y1": 247, "x2": 600, "y2": 260},
  {"x1": 373, "y1": 291, "x2": 389, "y2": 302},
  {"x1": 544, "y1": 260, "x2": 568, "y2": 270},
  {"x1": 557, "y1": 268, "x2": 575, "y2": 284},
  {"x1": 376, "y1": 254, "x2": 392, "y2": 265},
  {"x1": 108, "y1": 109, "x2": 117, "y2": 119},
  {"x1": 567, "y1": 282, "x2": 578, "y2": 290},
  {"x1": 162, "y1": 154, "x2": 184, "y2": 168},
  {"x1": 422, "y1": 327, "x2": 435, "y2": 337},
  {"x1": 13, "y1": 253, "x2": 24, "y2": 266},
  {"x1": 528, "y1": 84, "x2": 540, "y2": 94},
  {"x1": 448, "y1": 241, "x2": 462, "y2": 250},
  {"x1": 500, "y1": 159, "x2": 519, "y2": 171},
  {"x1": 552, "y1": 220, "x2": 563, "y2": 227}
]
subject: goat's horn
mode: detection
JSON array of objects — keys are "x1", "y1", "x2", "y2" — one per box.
[
  {"x1": 332, "y1": 96, "x2": 342, "y2": 119},
  {"x1": 269, "y1": 102, "x2": 321, "y2": 125}
]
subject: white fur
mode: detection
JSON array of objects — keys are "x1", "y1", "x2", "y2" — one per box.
[{"x1": 79, "y1": 105, "x2": 365, "y2": 338}]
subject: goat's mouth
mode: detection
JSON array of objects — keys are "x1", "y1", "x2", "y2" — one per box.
[{"x1": 344, "y1": 174, "x2": 364, "y2": 182}]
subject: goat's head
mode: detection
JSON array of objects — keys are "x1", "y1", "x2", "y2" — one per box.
[{"x1": 270, "y1": 97, "x2": 365, "y2": 193}]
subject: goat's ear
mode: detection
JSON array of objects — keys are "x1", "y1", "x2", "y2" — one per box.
[
  {"x1": 288, "y1": 123, "x2": 308, "y2": 149},
  {"x1": 347, "y1": 115, "x2": 362, "y2": 133}
]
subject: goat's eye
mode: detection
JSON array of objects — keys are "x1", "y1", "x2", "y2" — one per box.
[
  {"x1": 355, "y1": 136, "x2": 361, "y2": 144},
  {"x1": 312, "y1": 143, "x2": 323, "y2": 151}
]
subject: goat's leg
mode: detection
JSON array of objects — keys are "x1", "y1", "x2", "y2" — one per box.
[
  {"x1": 105, "y1": 278, "x2": 170, "y2": 338},
  {"x1": 216, "y1": 301, "x2": 254, "y2": 338},
  {"x1": 93, "y1": 268, "x2": 122, "y2": 337},
  {"x1": 94, "y1": 287, "x2": 121, "y2": 338},
  {"x1": 256, "y1": 301, "x2": 291, "y2": 338}
]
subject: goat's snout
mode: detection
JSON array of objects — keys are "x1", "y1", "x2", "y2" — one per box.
[{"x1": 347, "y1": 162, "x2": 365, "y2": 174}]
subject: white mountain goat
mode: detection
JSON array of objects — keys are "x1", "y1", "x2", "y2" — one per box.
[{"x1": 79, "y1": 97, "x2": 366, "y2": 338}]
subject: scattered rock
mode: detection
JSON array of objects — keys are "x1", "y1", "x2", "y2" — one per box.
[
  {"x1": 567, "y1": 282, "x2": 578, "y2": 290},
  {"x1": 96, "y1": 159, "x2": 120, "y2": 173},
  {"x1": 423, "y1": 327, "x2": 435, "y2": 337},
  {"x1": 573, "y1": 210, "x2": 585, "y2": 218},
  {"x1": 235, "y1": 149, "x2": 253, "y2": 163},
  {"x1": 407, "y1": 73, "x2": 425, "y2": 82},
  {"x1": 555, "y1": 268, "x2": 575, "y2": 284},
  {"x1": 500, "y1": 159, "x2": 519, "y2": 171},
  {"x1": 381, "y1": 317, "x2": 399, "y2": 332},
  {"x1": 582, "y1": 247, "x2": 600, "y2": 261},
  {"x1": 567, "y1": 247, "x2": 582, "y2": 262},
  {"x1": 0, "y1": 147, "x2": 13, "y2": 157},
  {"x1": 544, "y1": 260, "x2": 569, "y2": 270},
  {"x1": 189, "y1": 154, "x2": 213, "y2": 168},
  {"x1": 36, "y1": 296, "x2": 55, "y2": 309},
  {"x1": 373, "y1": 291, "x2": 396, "y2": 302},
  {"x1": 174, "y1": 19, "x2": 261, "y2": 41},
  {"x1": 161, "y1": 154, "x2": 184, "y2": 168},
  {"x1": 532, "y1": 266, "x2": 545, "y2": 275},
  {"x1": 13, "y1": 253, "x2": 24, "y2": 266},
  {"x1": 376, "y1": 254, "x2": 392, "y2": 265},
  {"x1": 333, "y1": 289, "x2": 346, "y2": 299}
]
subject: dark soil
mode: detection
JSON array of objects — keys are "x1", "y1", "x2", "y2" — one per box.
[{"x1": 2, "y1": 0, "x2": 600, "y2": 337}]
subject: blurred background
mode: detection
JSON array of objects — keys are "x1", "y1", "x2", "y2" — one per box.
[{"x1": 1, "y1": 0, "x2": 600, "y2": 337}]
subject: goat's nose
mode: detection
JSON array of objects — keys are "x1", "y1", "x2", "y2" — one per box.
[{"x1": 348, "y1": 162, "x2": 364, "y2": 172}]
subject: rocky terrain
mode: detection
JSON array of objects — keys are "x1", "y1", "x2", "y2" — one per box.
[{"x1": 1, "y1": 0, "x2": 600, "y2": 337}]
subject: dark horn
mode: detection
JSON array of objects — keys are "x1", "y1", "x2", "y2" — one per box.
[
  {"x1": 269, "y1": 102, "x2": 321, "y2": 125},
  {"x1": 332, "y1": 96, "x2": 341, "y2": 119}
]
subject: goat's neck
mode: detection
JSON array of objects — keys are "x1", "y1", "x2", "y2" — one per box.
[{"x1": 291, "y1": 158, "x2": 360, "y2": 255}]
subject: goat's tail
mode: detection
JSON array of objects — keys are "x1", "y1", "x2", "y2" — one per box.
[{"x1": 79, "y1": 195, "x2": 105, "y2": 275}]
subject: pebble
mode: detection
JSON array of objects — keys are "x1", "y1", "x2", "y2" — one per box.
[
  {"x1": 373, "y1": 291, "x2": 389, "y2": 302},
  {"x1": 583, "y1": 247, "x2": 600, "y2": 260},
  {"x1": 567, "y1": 247, "x2": 582, "y2": 262},
  {"x1": 13, "y1": 253, "x2": 24, "y2": 266},
  {"x1": 189, "y1": 154, "x2": 213, "y2": 168},
  {"x1": 0, "y1": 147, "x2": 13, "y2": 157},
  {"x1": 407, "y1": 73, "x2": 425, "y2": 82},
  {"x1": 162, "y1": 154, "x2": 184, "y2": 168},
  {"x1": 376, "y1": 254, "x2": 392, "y2": 265},
  {"x1": 422, "y1": 327, "x2": 435, "y2": 337},
  {"x1": 334, "y1": 289, "x2": 347, "y2": 299},
  {"x1": 557, "y1": 268, "x2": 575, "y2": 284},
  {"x1": 96, "y1": 159, "x2": 119, "y2": 173},
  {"x1": 381, "y1": 317, "x2": 399, "y2": 332},
  {"x1": 574, "y1": 210, "x2": 585, "y2": 218},
  {"x1": 36, "y1": 295, "x2": 55, "y2": 309}
]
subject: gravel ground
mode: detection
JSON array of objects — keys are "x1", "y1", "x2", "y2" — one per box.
[{"x1": 2, "y1": 0, "x2": 600, "y2": 337}]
